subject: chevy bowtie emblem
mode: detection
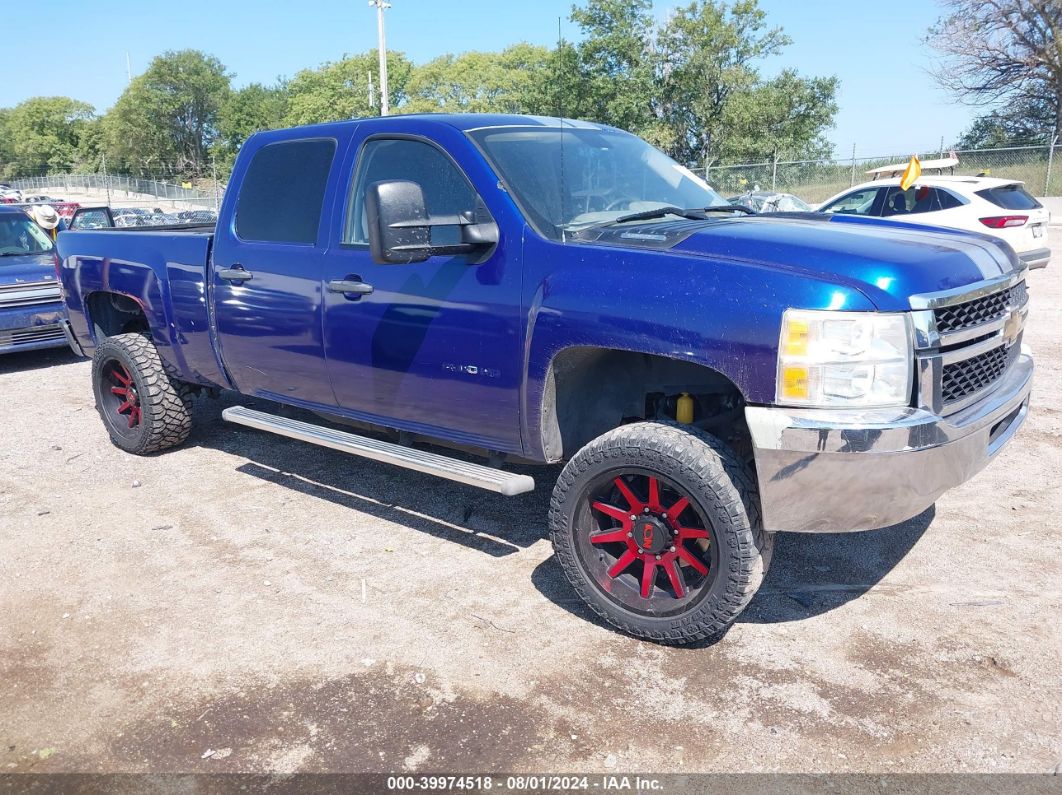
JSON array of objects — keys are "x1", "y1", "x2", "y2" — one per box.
[{"x1": 1002, "y1": 308, "x2": 1023, "y2": 347}]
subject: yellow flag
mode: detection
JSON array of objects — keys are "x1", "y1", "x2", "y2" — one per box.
[{"x1": 900, "y1": 155, "x2": 922, "y2": 191}]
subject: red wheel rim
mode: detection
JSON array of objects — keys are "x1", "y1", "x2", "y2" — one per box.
[
  {"x1": 104, "y1": 361, "x2": 142, "y2": 429},
  {"x1": 574, "y1": 471, "x2": 717, "y2": 617}
]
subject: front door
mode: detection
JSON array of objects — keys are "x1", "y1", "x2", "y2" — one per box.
[
  {"x1": 321, "y1": 135, "x2": 523, "y2": 453},
  {"x1": 212, "y1": 137, "x2": 338, "y2": 406}
]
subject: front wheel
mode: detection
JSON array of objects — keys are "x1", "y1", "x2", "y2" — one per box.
[
  {"x1": 91, "y1": 333, "x2": 194, "y2": 455},
  {"x1": 549, "y1": 422, "x2": 772, "y2": 645}
]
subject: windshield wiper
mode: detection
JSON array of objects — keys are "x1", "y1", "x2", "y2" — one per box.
[
  {"x1": 610, "y1": 206, "x2": 708, "y2": 224},
  {"x1": 703, "y1": 204, "x2": 756, "y2": 215}
]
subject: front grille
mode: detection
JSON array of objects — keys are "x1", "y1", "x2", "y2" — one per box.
[
  {"x1": 0, "y1": 280, "x2": 62, "y2": 308},
  {"x1": 0, "y1": 324, "x2": 66, "y2": 348},
  {"x1": 934, "y1": 285, "x2": 1015, "y2": 332},
  {"x1": 941, "y1": 343, "x2": 1019, "y2": 404}
]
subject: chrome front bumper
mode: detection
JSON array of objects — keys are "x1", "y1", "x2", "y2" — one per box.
[
  {"x1": 1019, "y1": 247, "x2": 1050, "y2": 269},
  {"x1": 746, "y1": 348, "x2": 1034, "y2": 532}
]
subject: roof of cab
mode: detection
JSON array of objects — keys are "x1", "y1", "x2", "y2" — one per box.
[{"x1": 250, "y1": 113, "x2": 612, "y2": 142}]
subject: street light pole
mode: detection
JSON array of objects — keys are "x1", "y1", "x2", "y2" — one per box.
[{"x1": 369, "y1": 0, "x2": 391, "y2": 116}]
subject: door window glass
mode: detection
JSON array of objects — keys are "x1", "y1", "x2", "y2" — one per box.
[
  {"x1": 236, "y1": 139, "x2": 336, "y2": 245},
  {"x1": 820, "y1": 188, "x2": 881, "y2": 216},
  {"x1": 346, "y1": 138, "x2": 477, "y2": 246},
  {"x1": 882, "y1": 186, "x2": 950, "y2": 216}
]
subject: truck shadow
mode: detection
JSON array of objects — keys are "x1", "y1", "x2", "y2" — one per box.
[
  {"x1": 0, "y1": 347, "x2": 79, "y2": 374},
  {"x1": 529, "y1": 507, "x2": 934, "y2": 641},
  {"x1": 187, "y1": 395, "x2": 932, "y2": 629},
  {"x1": 189, "y1": 397, "x2": 552, "y2": 559}
]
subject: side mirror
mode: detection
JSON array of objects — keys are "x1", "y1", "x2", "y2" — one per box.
[
  {"x1": 365, "y1": 179, "x2": 499, "y2": 265},
  {"x1": 366, "y1": 180, "x2": 432, "y2": 264}
]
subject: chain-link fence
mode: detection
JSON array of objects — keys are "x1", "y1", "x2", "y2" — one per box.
[
  {"x1": 10, "y1": 173, "x2": 224, "y2": 210},
  {"x1": 695, "y1": 143, "x2": 1062, "y2": 203}
]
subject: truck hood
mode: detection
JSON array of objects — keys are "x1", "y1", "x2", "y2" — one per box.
[
  {"x1": 579, "y1": 213, "x2": 1021, "y2": 311},
  {"x1": 0, "y1": 252, "x2": 58, "y2": 286}
]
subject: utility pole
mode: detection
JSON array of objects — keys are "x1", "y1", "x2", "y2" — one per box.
[
  {"x1": 102, "y1": 153, "x2": 111, "y2": 206},
  {"x1": 369, "y1": 0, "x2": 391, "y2": 116},
  {"x1": 368, "y1": 71, "x2": 375, "y2": 110},
  {"x1": 212, "y1": 155, "x2": 219, "y2": 212},
  {"x1": 126, "y1": 52, "x2": 132, "y2": 84},
  {"x1": 1046, "y1": 133, "x2": 1058, "y2": 196}
]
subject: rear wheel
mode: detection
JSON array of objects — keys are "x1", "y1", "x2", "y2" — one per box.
[
  {"x1": 91, "y1": 333, "x2": 194, "y2": 454},
  {"x1": 550, "y1": 422, "x2": 772, "y2": 645}
]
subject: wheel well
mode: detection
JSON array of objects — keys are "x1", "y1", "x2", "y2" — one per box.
[
  {"x1": 86, "y1": 292, "x2": 149, "y2": 339},
  {"x1": 541, "y1": 348, "x2": 751, "y2": 462}
]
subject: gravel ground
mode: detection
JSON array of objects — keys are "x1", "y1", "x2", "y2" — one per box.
[{"x1": 1, "y1": 245, "x2": 1060, "y2": 776}]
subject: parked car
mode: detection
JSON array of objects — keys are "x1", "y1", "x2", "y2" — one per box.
[
  {"x1": 728, "y1": 190, "x2": 812, "y2": 213},
  {"x1": 56, "y1": 114, "x2": 1033, "y2": 644},
  {"x1": 818, "y1": 176, "x2": 1050, "y2": 269},
  {"x1": 21, "y1": 194, "x2": 65, "y2": 204},
  {"x1": 0, "y1": 206, "x2": 69, "y2": 354},
  {"x1": 177, "y1": 209, "x2": 218, "y2": 223},
  {"x1": 0, "y1": 188, "x2": 22, "y2": 204}
]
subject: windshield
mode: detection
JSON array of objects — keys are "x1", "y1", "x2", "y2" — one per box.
[
  {"x1": 467, "y1": 125, "x2": 726, "y2": 240},
  {"x1": 0, "y1": 214, "x2": 54, "y2": 257}
]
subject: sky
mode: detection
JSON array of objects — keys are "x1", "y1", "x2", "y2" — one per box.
[{"x1": 0, "y1": 0, "x2": 986, "y2": 158}]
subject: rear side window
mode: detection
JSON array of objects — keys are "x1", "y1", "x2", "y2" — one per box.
[
  {"x1": 236, "y1": 139, "x2": 337, "y2": 244},
  {"x1": 976, "y1": 184, "x2": 1041, "y2": 210},
  {"x1": 881, "y1": 186, "x2": 960, "y2": 216}
]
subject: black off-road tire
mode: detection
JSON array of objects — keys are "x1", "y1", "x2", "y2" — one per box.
[
  {"x1": 91, "y1": 333, "x2": 195, "y2": 455},
  {"x1": 549, "y1": 422, "x2": 773, "y2": 645}
]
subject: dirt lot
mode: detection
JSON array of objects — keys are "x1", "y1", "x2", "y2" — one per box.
[{"x1": 1, "y1": 247, "x2": 1060, "y2": 777}]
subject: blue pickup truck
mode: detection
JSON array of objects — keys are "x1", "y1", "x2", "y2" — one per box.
[
  {"x1": 56, "y1": 114, "x2": 1033, "y2": 644},
  {"x1": 0, "y1": 206, "x2": 69, "y2": 354}
]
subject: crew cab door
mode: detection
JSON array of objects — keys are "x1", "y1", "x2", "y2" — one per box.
[
  {"x1": 211, "y1": 138, "x2": 338, "y2": 405},
  {"x1": 320, "y1": 133, "x2": 523, "y2": 453}
]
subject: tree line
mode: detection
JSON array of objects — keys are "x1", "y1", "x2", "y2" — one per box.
[
  {"x1": 0, "y1": 0, "x2": 843, "y2": 181},
  {"x1": 4, "y1": 0, "x2": 1055, "y2": 182}
]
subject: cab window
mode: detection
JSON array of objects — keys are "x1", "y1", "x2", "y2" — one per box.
[
  {"x1": 820, "y1": 187, "x2": 882, "y2": 216},
  {"x1": 346, "y1": 138, "x2": 478, "y2": 246},
  {"x1": 236, "y1": 139, "x2": 337, "y2": 245}
]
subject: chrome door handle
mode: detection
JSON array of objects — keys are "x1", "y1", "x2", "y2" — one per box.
[
  {"x1": 327, "y1": 279, "x2": 374, "y2": 296},
  {"x1": 217, "y1": 267, "x2": 253, "y2": 282}
]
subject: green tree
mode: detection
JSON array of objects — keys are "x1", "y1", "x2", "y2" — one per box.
[
  {"x1": 720, "y1": 70, "x2": 838, "y2": 163},
  {"x1": 214, "y1": 82, "x2": 290, "y2": 171},
  {"x1": 404, "y1": 44, "x2": 551, "y2": 114},
  {"x1": 655, "y1": 0, "x2": 791, "y2": 166},
  {"x1": 74, "y1": 117, "x2": 104, "y2": 173},
  {"x1": 284, "y1": 51, "x2": 412, "y2": 126},
  {"x1": 0, "y1": 109, "x2": 14, "y2": 179},
  {"x1": 103, "y1": 50, "x2": 231, "y2": 177},
  {"x1": 3, "y1": 96, "x2": 95, "y2": 175},
  {"x1": 568, "y1": 0, "x2": 656, "y2": 133},
  {"x1": 956, "y1": 97, "x2": 1055, "y2": 148}
]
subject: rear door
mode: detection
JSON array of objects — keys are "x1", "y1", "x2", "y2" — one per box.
[{"x1": 212, "y1": 137, "x2": 339, "y2": 406}]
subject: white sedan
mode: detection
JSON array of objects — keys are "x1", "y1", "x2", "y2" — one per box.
[{"x1": 818, "y1": 176, "x2": 1050, "y2": 269}]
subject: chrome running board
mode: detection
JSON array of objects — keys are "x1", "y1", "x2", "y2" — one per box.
[{"x1": 222, "y1": 405, "x2": 535, "y2": 496}]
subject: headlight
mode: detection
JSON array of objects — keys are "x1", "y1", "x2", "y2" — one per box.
[{"x1": 776, "y1": 309, "x2": 912, "y2": 408}]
